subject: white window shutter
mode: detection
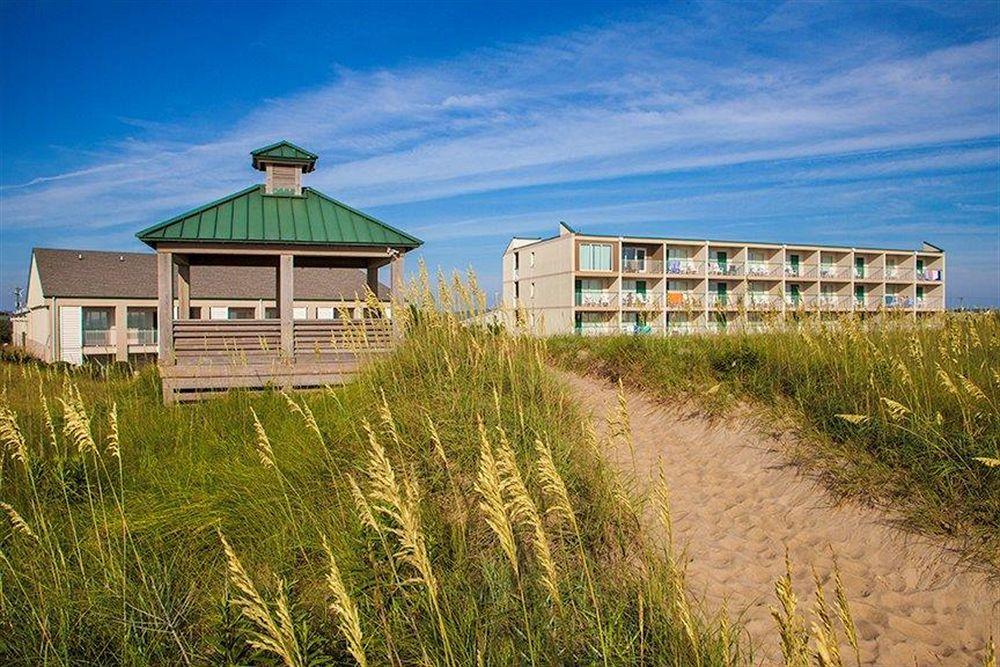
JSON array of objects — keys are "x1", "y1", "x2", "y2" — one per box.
[{"x1": 59, "y1": 306, "x2": 82, "y2": 364}]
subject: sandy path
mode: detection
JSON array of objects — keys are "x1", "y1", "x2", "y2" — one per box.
[{"x1": 560, "y1": 370, "x2": 998, "y2": 666}]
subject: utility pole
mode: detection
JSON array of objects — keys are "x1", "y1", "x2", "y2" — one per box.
[{"x1": 12, "y1": 287, "x2": 23, "y2": 311}]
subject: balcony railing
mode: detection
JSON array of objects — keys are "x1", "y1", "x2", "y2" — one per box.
[
  {"x1": 622, "y1": 258, "x2": 664, "y2": 274},
  {"x1": 882, "y1": 295, "x2": 914, "y2": 309},
  {"x1": 707, "y1": 262, "x2": 743, "y2": 276},
  {"x1": 784, "y1": 264, "x2": 817, "y2": 278},
  {"x1": 619, "y1": 322, "x2": 662, "y2": 335},
  {"x1": 819, "y1": 265, "x2": 851, "y2": 280},
  {"x1": 853, "y1": 267, "x2": 883, "y2": 280},
  {"x1": 82, "y1": 329, "x2": 115, "y2": 347},
  {"x1": 128, "y1": 329, "x2": 158, "y2": 345},
  {"x1": 573, "y1": 324, "x2": 619, "y2": 336},
  {"x1": 744, "y1": 294, "x2": 782, "y2": 310},
  {"x1": 745, "y1": 261, "x2": 782, "y2": 278},
  {"x1": 620, "y1": 292, "x2": 662, "y2": 308},
  {"x1": 916, "y1": 297, "x2": 944, "y2": 311},
  {"x1": 707, "y1": 294, "x2": 737, "y2": 308},
  {"x1": 916, "y1": 269, "x2": 943, "y2": 282},
  {"x1": 665, "y1": 291, "x2": 704, "y2": 310},
  {"x1": 666, "y1": 323, "x2": 706, "y2": 335},
  {"x1": 575, "y1": 292, "x2": 617, "y2": 308},
  {"x1": 883, "y1": 267, "x2": 915, "y2": 282},
  {"x1": 816, "y1": 295, "x2": 853, "y2": 310},
  {"x1": 665, "y1": 259, "x2": 703, "y2": 275}
]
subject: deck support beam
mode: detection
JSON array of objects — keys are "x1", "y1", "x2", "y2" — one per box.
[
  {"x1": 177, "y1": 261, "x2": 191, "y2": 320},
  {"x1": 366, "y1": 264, "x2": 379, "y2": 298},
  {"x1": 115, "y1": 304, "x2": 128, "y2": 362},
  {"x1": 157, "y1": 252, "x2": 174, "y2": 364},
  {"x1": 279, "y1": 254, "x2": 294, "y2": 358}
]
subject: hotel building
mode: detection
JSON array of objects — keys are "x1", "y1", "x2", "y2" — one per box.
[{"x1": 502, "y1": 223, "x2": 945, "y2": 336}]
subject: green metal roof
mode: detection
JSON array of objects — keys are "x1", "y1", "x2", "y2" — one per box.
[
  {"x1": 251, "y1": 141, "x2": 318, "y2": 172},
  {"x1": 137, "y1": 185, "x2": 423, "y2": 249}
]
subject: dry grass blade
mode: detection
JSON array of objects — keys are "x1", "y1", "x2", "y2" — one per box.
[
  {"x1": 1, "y1": 502, "x2": 37, "y2": 541},
  {"x1": 218, "y1": 530, "x2": 303, "y2": 667},
  {"x1": 495, "y1": 426, "x2": 561, "y2": 607},
  {"x1": 250, "y1": 408, "x2": 276, "y2": 469},
  {"x1": 322, "y1": 536, "x2": 367, "y2": 667},
  {"x1": 60, "y1": 385, "x2": 97, "y2": 455},
  {"x1": 474, "y1": 420, "x2": 519, "y2": 575},
  {"x1": 0, "y1": 400, "x2": 29, "y2": 465},
  {"x1": 771, "y1": 553, "x2": 809, "y2": 667},
  {"x1": 106, "y1": 402, "x2": 120, "y2": 459}
]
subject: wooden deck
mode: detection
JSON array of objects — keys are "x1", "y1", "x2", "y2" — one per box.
[{"x1": 161, "y1": 318, "x2": 391, "y2": 403}]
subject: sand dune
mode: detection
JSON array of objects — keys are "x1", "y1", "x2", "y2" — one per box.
[{"x1": 561, "y1": 371, "x2": 998, "y2": 665}]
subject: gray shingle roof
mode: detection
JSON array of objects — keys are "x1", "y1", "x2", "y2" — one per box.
[{"x1": 32, "y1": 248, "x2": 390, "y2": 300}]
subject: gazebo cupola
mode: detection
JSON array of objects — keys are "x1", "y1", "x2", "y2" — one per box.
[{"x1": 251, "y1": 140, "x2": 318, "y2": 196}]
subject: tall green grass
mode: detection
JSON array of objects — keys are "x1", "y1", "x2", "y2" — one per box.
[
  {"x1": 550, "y1": 313, "x2": 1000, "y2": 572},
  {"x1": 0, "y1": 278, "x2": 757, "y2": 665}
]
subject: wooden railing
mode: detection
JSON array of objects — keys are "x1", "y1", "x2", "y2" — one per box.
[
  {"x1": 171, "y1": 318, "x2": 392, "y2": 366},
  {"x1": 294, "y1": 319, "x2": 392, "y2": 360},
  {"x1": 173, "y1": 319, "x2": 282, "y2": 365}
]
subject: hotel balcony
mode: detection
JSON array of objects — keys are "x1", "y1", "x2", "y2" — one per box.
[
  {"x1": 665, "y1": 291, "x2": 704, "y2": 310},
  {"x1": 575, "y1": 291, "x2": 618, "y2": 309},
  {"x1": 665, "y1": 259, "x2": 704, "y2": 276},
  {"x1": 883, "y1": 268, "x2": 915, "y2": 282},
  {"x1": 574, "y1": 323, "x2": 620, "y2": 336},
  {"x1": 853, "y1": 267, "x2": 884, "y2": 281},
  {"x1": 744, "y1": 262, "x2": 783, "y2": 278},
  {"x1": 707, "y1": 293, "x2": 739, "y2": 310},
  {"x1": 882, "y1": 295, "x2": 915, "y2": 310},
  {"x1": 619, "y1": 321, "x2": 662, "y2": 335},
  {"x1": 666, "y1": 322, "x2": 706, "y2": 336},
  {"x1": 707, "y1": 262, "x2": 743, "y2": 277},
  {"x1": 127, "y1": 329, "x2": 159, "y2": 346},
  {"x1": 783, "y1": 264, "x2": 818, "y2": 279},
  {"x1": 916, "y1": 297, "x2": 944, "y2": 311},
  {"x1": 816, "y1": 295, "x2": 853, "y2": 311},
  {"x1": 744, "y1": 294, "x2": 782, "y2": 310},
  {"x1": 818, "y1": 265, "x2": 851, "y2": 280},
  {"x1": 620, "y1": 291, "x2": 662, "y2": 309},
  {"x1": 621, "y1": 258, "x2": 664, "y2": 274},
  {"x1": 83, "y1": 328, "x2": 116, "y2": 348},
  {"x1": 916, "y1": 268, "x2": 943, "y2": 282}
]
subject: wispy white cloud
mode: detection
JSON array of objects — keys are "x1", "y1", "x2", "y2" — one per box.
[{"x1": 1, "y1": 2, "x2": 998, "y2": 306}]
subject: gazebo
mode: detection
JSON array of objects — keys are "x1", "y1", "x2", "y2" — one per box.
[{"x1": 137, "y1": 141, "x2": 422, "y2": 403}]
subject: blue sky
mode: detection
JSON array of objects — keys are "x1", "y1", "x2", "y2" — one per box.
[{"x1": 1, "y1": 0, "x2": 998, "y2": 309}]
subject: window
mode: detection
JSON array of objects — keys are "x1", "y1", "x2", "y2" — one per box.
[
  {"x1": 513, "y1": 252, "x2": 519, "y2": 271},
  {"x1": 513, "y1": 282, "x2": 519, "y2": 300},
  {"x1": 579, "y1": 243, "x2": 612, "y2": 271},
  {"x1": 127, "y1": 308, "x2": 155, "y2": 331},
  {"x1": 293, "y1": 307, "x2": 308, "y2": 320},
  {"x1": 316, "y1": 307, "x2": 338, "y2": 319},
  {"x1": 530, "y1": 252, "x2": 535, "y2": 268},
  {"x1": 622, "y1": 246, "x2": 646, "y2": 272},
  {"x1": 228, "y1": 307, "x2": 255, "y2": 320},
  {"x1": 189, "y1": 307, "x2": 202, "y2": 319},
  {"x1": 530, "y1": 282, "x2": 535, "y2": 298},
  {"x1": 82, "y1": 307, "x2": 112, "y2": 332},
  {"x1": 264, "y1": 307, "x2": 279, "y2": 319}
]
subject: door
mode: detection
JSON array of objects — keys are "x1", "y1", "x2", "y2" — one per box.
[
  {"x1": 789, "y1": 284, "x2": 801, "y2": 306},
  {"x1": 854, "y1": 285, "x2": 865, "y2": 305},
  {"x1": 635, "y1": 280, "x2": 647, "y2": 304},
  {"x1": 716, "y1": 282, "x2": 728, "y2": 306},
  {"x1": 916, "y1": 259, "x2": 924, "y2": 279},
  {"x1": 574, "y1": 279, "x2": 582, "y2": 306},
  {"x1": 574, "y1": 312, "x2": 582, "y2": 333},
  {"x1": 716, "y1": 251, "x2": 727, "y2": 273},
  {"x1": 855, "y1": 256, "x2": 865, "y2": 279},
  {"x1": 789, "y1": 254, "x2": 800, "y2": 277}
]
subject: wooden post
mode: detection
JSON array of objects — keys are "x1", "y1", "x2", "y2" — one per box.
[
  {"x1": 114, "y1": 304, "x2": 128, "y2": 362},
  {"x1": 157, "y1": 252, "x2": 174, "y2": 364},
  {"x1": 366, "y1": 264, "x2": 380, "y2": 298},
  {"x1": 177, "y1": 260, "x2": 191, "y2": 319},
  {"x1": 279, "y1": 254, "x2": 294, "y2": 358}
]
